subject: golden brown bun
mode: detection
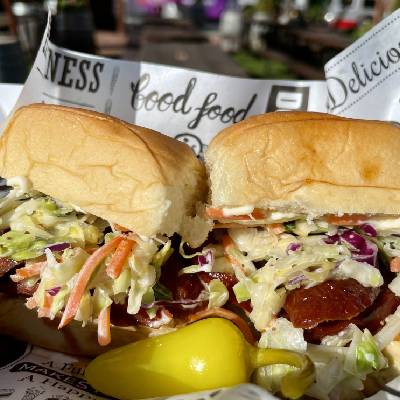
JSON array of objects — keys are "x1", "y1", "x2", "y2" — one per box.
[
  {"x1": 206, "y1": 111, "x2": 400, "y2": 216},
  {"x1": 0, "y1": 293, "x2": 177, "y2": 357},
  {"x1": 0, "y1": 104, "x2": 207, "y2": 242}
]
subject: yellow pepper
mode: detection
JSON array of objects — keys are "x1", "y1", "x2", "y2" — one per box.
[{"x1": 85, "y1": 318, "x2": 315, "y2": 400}]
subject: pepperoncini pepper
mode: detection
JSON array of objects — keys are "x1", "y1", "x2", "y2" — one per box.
[{"x1": 85, "y1": 318, "x2": 315, "y2": 400}]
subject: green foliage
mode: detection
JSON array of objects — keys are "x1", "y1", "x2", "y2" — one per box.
[
  {"x1": 57, "y1": 0, "x2": 88, "y2": 9},
  {"x1": 234, "y1": 51, "x2": 297, "y2": 79},
  {"x1": 351, "y1": 19, "x2": 373, "y2": 40}
]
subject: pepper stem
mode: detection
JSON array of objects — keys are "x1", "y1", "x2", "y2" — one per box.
[{"x1": 249, "y1": 347, "x2": 315, "y2": 400}]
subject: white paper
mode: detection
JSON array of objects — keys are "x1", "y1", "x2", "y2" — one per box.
[
  {"x1": 0, "y1": 84, "x2": 22, "y2": 126},
  {"x1": 12, "y1": 13, "x2": 327, "y2": 156},
  {"x1": 325, "y1": 9, "x2": 400, "y2": 122},
  {"x1": 3, "y1": 9, "x2": 400, "y2": 400}
]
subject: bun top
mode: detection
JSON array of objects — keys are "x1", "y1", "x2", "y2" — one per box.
[
  {"x1": 0, "y1": 104, "x2": 208, "y2": 241},
  {"x1": 205, "y1": 111, "x2": 400, "y2": 216}
]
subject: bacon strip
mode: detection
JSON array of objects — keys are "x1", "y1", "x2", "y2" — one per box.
[
  {"x1": 0, "y1": 257, "x2": 18, "y2": 278},
  {"x1": 284, "y1": 279, "x2": 378, "y2": 329},
  {"x1": 10, "y1": 262, "x2": 46, "y2": 282},
  {"x1": 305, "y1": 287, "x2": 400, "y2": 342}
]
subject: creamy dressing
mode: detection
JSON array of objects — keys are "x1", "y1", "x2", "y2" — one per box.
[
  {"x1": 6, "y1": 176, "x2": 31, "y2": 196},
  {"x1": 220, "y1": 205, "x2": 302, "y2": 223},
  {"x1": 222, "y1": 205, "x2": 254, "y2": 216},
  {"x1": 366, "y1": 217, "x2": 400, "y2": 234},
  {"x1": 268, "y1": 211, "x2": 300, "y2": 221}
]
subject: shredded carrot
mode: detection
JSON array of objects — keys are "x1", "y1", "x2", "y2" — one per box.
[
  {"x1": 84, "y1": 247, "x2": 98, "y2": 255},
  {"x1": 38, "y1": 293, "x2": 53, "y2": 319},
  {"x1": 10, "y1": 262, "x2": 47, "y2": 283},
  {"x1": 98, "y1": 306, "x2": 111, "y2": 346},
  {"x1": 325, "y1": 214, "x2": 368, "y2": 226},
  {"x1": 106, "y1": 238, "x2": 135, "y2": 279},
  {"x1": 391, "y1": 257, "x2": 400, "y2": 272},
  {"x1": 188, "y1": 308, "x2": 256, "y2": 344},
  {"x1": 26, "y1": 297, "x2": 37, "y2": 310},
  {"x1": 222, "y1": 234, "x2": 245, "y2": 274},
  {"x1": 266, "y1": 223, "x2": 285, "y2": 235},
  {"x1": 206, "y1": 207, "x2": 265, "y2": 221},
  {"x1": 58, "y1": 236, "x2": 123, "y2": 329},
  {"x1": 43, "y1": 292, "x2": 52, "y2": 308},
  {"x1": 222, "y1": 234, "x2": 235, "y2": 253}
]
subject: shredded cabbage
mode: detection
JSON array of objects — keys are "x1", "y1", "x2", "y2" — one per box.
[
  {"x1": 228, "y1": 228, "x2": 279, "y2": 261},
  {"x1": 232, "y1": 281, "x2": 251, "y2": 303},
  {"x1": 293, "y1": 220, "x2": 328, "y2": 237},
  {"x1": 112, "y1": 266, "x2": 131, "y2": 295},
  {"x1": 374, "y1": 306, "x2": 400, "y2": 350},
  {"x1": 179, "y1": 239, "x2": 205, "y2": 259},
  {"x1": 249, "y1": 283, "x2": 286, "y2": 331},
  {"x1": 206, "y1": 279, "x2": 229, "y2": 309},
  {"x1": 235, "y1": 236, "x2": 350, "y2": 330},
  {"x1": 378, "y1": 235, "x2": 400, "y2": 257},
  {"x1": 344, "y1": 328, "x2": 387, "y2": 376},
  {"x1": 34, "y1": 248, "x2": 90, "y2": 308},
  {"x1": 0, "y1": 195, "x2": 103, "y2": 260},
  {"x1": 151, "y1": 240, "x2": 173, "y2": 270},
  {"x1": 389, "y1": 274, "x2": 400, "y2": 297},
  {"x1": 212, "y1": 256, "x2": 234, "y2": 273},
  {"x1": 0, "y1": 231, "x2": 47, "y2": 261},
  {"x1": 92, "y1": 288, "x2": 112, "y2": 316},
  {"x1": 75, "y1": 291, "x2": 93, "y2": 326},
  {"x1": 322, "y1": 324, "x2": 360, "y2": 347},
  {"x1": 259, "y1": 318, "x2": 307, "y2": 352},
  {"x1": 126, "y1": 240, "x2": 158, "y2": 314},
  {"x1": 367, "y1": 217, "x2": 400, "y2": 236},
  {"x1": 255, "y1": 319, "x2": 307, "y2": 394},
  {"x1": 332, "y1": 259, "x2": 383, "y2": 288},
  {"x1": 49, "y1": 287, "x2": 69, "y2": 319},
  {"x1": 305, "y1": 327, "x2": 387, "y2": 400},
  {"x1": 179, "y1": 248, "x2": 215, "y2": 275}
]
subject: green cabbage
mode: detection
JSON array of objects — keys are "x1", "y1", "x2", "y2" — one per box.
[
  {"x1": 0, "y1": 231, "x2": 47, "y2": 261},
  {"x1": 332, "y1": 259, "x2": 383, "y2": 288},
  {"x1": 256, "y1": 319, "x2": 307, "y2": 395},
  {"x1": 207, "y1": 279, "x2": 229, "y2": 309}
]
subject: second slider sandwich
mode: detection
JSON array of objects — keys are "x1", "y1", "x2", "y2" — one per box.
[
  {"x1": 0, "y1": 104, "x2": 211, "y2": 355},
  {"x1": 204, "y1": 112, "x2": 400, "y2": 399}
]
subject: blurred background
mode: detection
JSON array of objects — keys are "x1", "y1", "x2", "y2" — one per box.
[{"x1": 0, "y1": 0, "x2": 399, "y2": 83}]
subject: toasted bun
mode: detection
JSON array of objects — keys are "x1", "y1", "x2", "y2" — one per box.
[
  {"x1": 206, "y1": 111, "x2": 400, "y2": 216},
  {"x1": 0, "y1": 293, "x2": 177, "y2": 357},
  {"x1": 0, "y1": 104, "x2": 207, "y2": 241}
]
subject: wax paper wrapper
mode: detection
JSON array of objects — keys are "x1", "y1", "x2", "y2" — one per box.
[{"x1": 2, "y1": 9, "x2": 400, "y2": 400}]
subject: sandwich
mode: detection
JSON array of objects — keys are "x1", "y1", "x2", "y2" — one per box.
[
  {"x1": 199, "y1": 111, "x2": 400, "y2": 399},
  {"x1": 0, "y1": 103, "x2": 214, "y2": 357}
]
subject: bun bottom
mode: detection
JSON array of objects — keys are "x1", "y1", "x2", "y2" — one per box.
[{"x1": 0, "y1": 293, "x2": 173, "y2": 357}]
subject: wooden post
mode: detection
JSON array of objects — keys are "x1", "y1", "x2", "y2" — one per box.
[{"x1": 1, "y1": 0, "x2": 17, "y2": 34}]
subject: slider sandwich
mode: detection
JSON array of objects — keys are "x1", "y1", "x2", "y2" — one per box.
[
  {"x1": 201, "y1": 112, "x2": 400, "y2": 399},
  {"x1": 0, "y1": 104, "x2": 212, "y2": 356}
]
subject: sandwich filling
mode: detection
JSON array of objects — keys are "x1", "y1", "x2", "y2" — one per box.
[
  {"x1": 202, "y1": 205, "x2": 400, "y2": 399},
  {"x1": 3, "y1": 174, "x2": 400, "y2": 398},
  {"x1": 0, "y1": 177, "x2": 224, "y2": 346}
]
